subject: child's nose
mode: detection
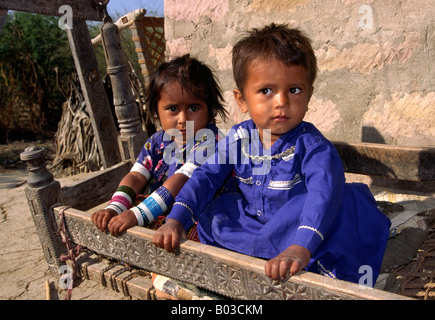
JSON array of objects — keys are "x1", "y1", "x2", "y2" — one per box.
[
  {"x1": 274, "y1": 92, "x2": 289, "y2": 108},
  {"x1": 178, "y1": 111, "x2": 187, "y2": 124}
]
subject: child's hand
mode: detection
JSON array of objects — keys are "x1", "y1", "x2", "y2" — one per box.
[
  {"x1": 265, "y1": 245, "x2": 311, "y2": 280},
  {"x1": 108, "y1": 210, "x2": 138, "y2": 236},
  {"x1": 152, "y1": 218, "x2": 187, "y2": 252},
  {"x1": 91, "y1": 208, "x2": 117, "y2": 232}
]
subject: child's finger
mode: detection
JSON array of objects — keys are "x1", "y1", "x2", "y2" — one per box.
[
  {"x1": 109, "y1": 220, "x2": 118, "y2": 236},
  {"x1": 264, "y1": 259, "x2": 275, "y2": 279},
  {"x1": 164, "y1": 233, "x2": 174, "y2": 252},
  {"x1": 288, "y1": 259, "x2": 302, "y2": 276},
  {"x1": 279, "y1": 260, "x2": 291, "y2": 280},
  {"x1": 116, "y1": 223, "x2": 128, "y2": 236},
  {"x1": 98, "y1": 214, "x2": 106, "y2": 230},
  {"x1": 91, "y1": 212, "x2": 97, "y2": 226},
  {"x1": 102, "y1": 214, "x2": 112, "y2": 230},
  {"x1": 171, "y1": 232, "x2": 181, "y2": 250},
  {"x1": 266, "y1": 259, "x2": 281, "y2": 280},
  {"x1": 152, "y1": 232, "x2": 162, "y2": 247}
]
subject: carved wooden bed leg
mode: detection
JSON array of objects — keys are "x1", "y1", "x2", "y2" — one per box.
[
  {"x1": 20, "y1": 146, "x2": 67, "y2": 276},
  {"x1": 100, "y1": 12, "x2": 147, "y2": 161}
]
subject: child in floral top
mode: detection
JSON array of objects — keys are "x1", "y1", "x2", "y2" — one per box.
[{"x1": 91, "y1": 54, "x2": 228, "y2": 237}]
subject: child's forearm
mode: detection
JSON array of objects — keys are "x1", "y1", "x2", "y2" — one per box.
[
  {"x1": 130, "y1": 173, "x2": 189, "y2": 227},
  {"x1": 132, "y1": 185, "x2": 175, "y2": 226},
  {"x1": 105, "y1": 171, "x2": 147, "y2": 215},
  {"x1": 161, "y1": 173, "x2": 189, "y2": 198}
]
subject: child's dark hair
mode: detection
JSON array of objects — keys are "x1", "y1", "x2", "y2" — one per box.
[
  {"x1": 232, "y1": 23, "x2": 318, "y2": 94},
  {"x1": 145, "y1": 54, "x2": 228, "y2": 124}
]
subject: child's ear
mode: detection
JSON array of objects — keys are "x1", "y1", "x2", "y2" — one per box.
[{"x1": 233, "y1": 89, "x2": 248, "y2": 113}]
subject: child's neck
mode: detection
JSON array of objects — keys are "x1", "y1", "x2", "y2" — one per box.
[{"x1": 259, "y1": 130, "x2": 277, "y2": 150}]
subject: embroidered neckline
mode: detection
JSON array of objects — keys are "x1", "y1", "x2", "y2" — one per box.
[{"x1": 242, "y1": 145, "x2": 296, "y2": 161}]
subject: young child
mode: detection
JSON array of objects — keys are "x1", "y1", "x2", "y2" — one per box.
[
  {"x1": 91, "y1": 54, "x2": 228, "y2": 237},
  {"x1": 153, "y1": 24, "x2": 391, "y2": 284}
]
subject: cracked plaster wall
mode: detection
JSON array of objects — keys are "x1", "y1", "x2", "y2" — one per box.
[{"x1": 164, "y1": 0, "x2": 435, "y2": 147}]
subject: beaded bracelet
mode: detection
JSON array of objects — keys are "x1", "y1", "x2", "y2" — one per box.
[
  {"x1": 132, "y1": 186, "x2": 175, "y2": 227},
  {"x1": 105, "y1": 185, "x2": 137, "y2": 215}
]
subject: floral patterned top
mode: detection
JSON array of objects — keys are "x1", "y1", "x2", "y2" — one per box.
[{"x1": 131, "y1": 123, "x2": 220, "y2": 194}]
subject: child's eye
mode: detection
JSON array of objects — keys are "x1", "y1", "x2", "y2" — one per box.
[
  {"x1": 260, "y1": 88, "x2": 272, "y2": 95},
  {"x1": 189, "y1": 105, "x2": 200, "y2": 112},
  {"x1": 168, "y1": 106, "x2": 177, "y2": 112},
  {"x1": 289, "y1": 87, "x2": 302, "y2": 94}
]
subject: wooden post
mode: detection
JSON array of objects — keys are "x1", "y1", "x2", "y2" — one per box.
[
  {"x1": 20, "y1": 146, "x2": 66, "y2": 276},
  {"x1": 101, "y1": 13, "x2": 147, "y2": 162},
  {"x1": 0, "y1": 9, "x2": 8, "y2": 32},
  {"x1": 66, "y1": 18, "x2": 121, "y2": 168}
]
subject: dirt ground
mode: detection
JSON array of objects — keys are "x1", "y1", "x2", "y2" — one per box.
[{"x1": 0, "y1": 141, "x2": 129, "y2": 300}]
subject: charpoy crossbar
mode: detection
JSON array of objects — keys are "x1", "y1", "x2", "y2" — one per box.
[
  {"x1": 0, "y1": 0, "x2": 104, "y2": 21},
  {"x1": 53, "y1": 206, "x2": 409, "y2": 300},
  {"x1": 333, "y1": 141, "x2": 435, "y2": 183}
]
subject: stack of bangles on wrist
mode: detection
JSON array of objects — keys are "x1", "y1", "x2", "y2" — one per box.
[
  {"x1": 105, "y1": 185, "x2": 136, "y2": 214},
  {"x1": 131, "y1": 186, "x2": 175, "y2": 226}
]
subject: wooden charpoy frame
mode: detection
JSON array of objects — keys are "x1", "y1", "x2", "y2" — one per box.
[{"x1": 5, "y1": 0, "x2": 434, "y2": 300}]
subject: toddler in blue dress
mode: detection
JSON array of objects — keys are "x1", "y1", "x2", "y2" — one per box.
[{"x1": 153, "y1": 24, "x2": 390, "y2": 284}]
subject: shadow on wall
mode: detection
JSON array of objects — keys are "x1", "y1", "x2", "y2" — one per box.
[
  {"x1": 357, "y1": 126, "x2": 435, "y2": 192},
  {"x1": 362, "y1": 126, "x2": 386, "y2": 144}
]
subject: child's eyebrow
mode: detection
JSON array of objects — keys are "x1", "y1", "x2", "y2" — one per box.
[
  {"x1": 289, "y1": 83, "x2": 307, "y2": 88},
  {"x1": 161, "y1": 103, "x2": 178, "y2": 108},
  {"x1": 254, "y1": 82, "x2": 307, "y2": 89}
]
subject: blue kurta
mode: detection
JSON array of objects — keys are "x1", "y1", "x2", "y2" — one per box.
[{"x1": 168, "y1": 120, "x2": 391, "y2": 283}]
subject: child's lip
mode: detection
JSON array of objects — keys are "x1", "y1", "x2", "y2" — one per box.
[{"x1": 273, "y1": 115, "x2": 289, "y2": 121}]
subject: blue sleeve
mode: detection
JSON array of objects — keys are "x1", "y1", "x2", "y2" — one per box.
[
  {"x1": 167, "y1": 135, "x2": 235, "y2": 230},
  {"x1": 291, "y1": 140, "x2": 345, "y2": 253}
]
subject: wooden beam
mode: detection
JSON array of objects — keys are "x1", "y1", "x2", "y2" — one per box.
[
  {"x1": 0, "y1": 0, "x2": 104, "y2": 21},
  {"x1": 91, "y1": 9, "x2": 147, "y2": 47},
  {"x1": 77, "y1": 252, "x2": 155, "y2": 299},
  {"x1": 61, "y1": 161, "x2": 132, "y2": 211},
  {"x1": 333, "y1": 141, "x2": 435, "y2": 182},
  {"x1": 66, "y1": 18, "x2": 121, "y2": 169},
  {"x1": 56, "y1": 206, "x2": 411, "y2": 300}
]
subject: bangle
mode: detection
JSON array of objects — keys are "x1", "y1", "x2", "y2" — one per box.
[
  {"x1": 106, "y1": 185, "x2": 137, "y2": 214},
  {"x1": 105, "y1": 203, "x2": 124, "y2": 215},
  {"x1": 174, "y1": 162, "x2": 198, "y2": 179},
  {"x1": 116, "y1": 185, "x2": 136, "y2": 201},
  {"x1": 154, "y1": 186, "x2": 175, "y2": 208},
  {"x1": 137, "y1": 196, "x2": 162, "y2": 225},
  {"x1": 130, "y1": 186, "x2": 175, "y2": 227},
  {"x1": 131, "y1": 206, "x2": 146, "y2": 226},
  {"x1": 134, "y1": 186, "x2": 174, "y2": 226}
]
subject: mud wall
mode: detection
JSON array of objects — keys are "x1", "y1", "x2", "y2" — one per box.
[{"x1": 163, "y1": 0, "x2": 435, "y2": 147}]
